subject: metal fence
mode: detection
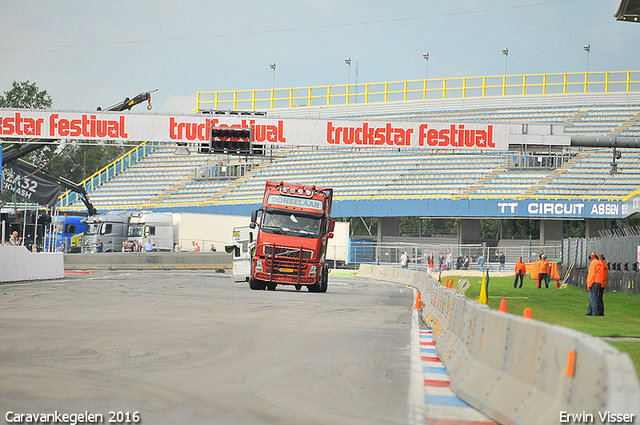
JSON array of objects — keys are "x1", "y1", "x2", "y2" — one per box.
[
  {"x1": 349, "y1": 239, "x2": 562, "y2": 271},
  {"x1": 563, "y1": 226, "x2": 640, "y2": 272}
]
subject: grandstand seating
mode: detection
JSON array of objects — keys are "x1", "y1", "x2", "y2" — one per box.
[{"x1": 66, "y1": 95, "x2": 640, "y2": 210}]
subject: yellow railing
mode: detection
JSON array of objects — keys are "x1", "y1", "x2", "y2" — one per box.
[
  {"x1": 57, "y1": 142, "x2": 153, "y2": 209},
  {"x1": 196, "y1": 70, "x2": 640, "y2": 111}
]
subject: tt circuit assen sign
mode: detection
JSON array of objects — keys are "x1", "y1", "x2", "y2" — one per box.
[
  {"x1": 496, "y1": 201, "x2": 621, "y2": 218},
  {"x1": 0, "y1": 109, "x2": 512, "y2": 150}
]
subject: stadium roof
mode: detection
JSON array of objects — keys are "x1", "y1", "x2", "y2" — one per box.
[{"x1": 615, "y1": 0, "x2": 640, "y2": 22}]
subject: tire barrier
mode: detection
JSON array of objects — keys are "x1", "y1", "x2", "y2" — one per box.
[
  {"x1": 0, "y1": 246, "x2": 64, "y2": 282},
  {"x1": 356, "y1": 264, "x2": 640, "y2": 425}
]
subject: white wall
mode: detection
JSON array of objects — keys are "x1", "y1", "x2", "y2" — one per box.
[{"x1": 172, "y1": 213, "x2": 251, "y2": 251}]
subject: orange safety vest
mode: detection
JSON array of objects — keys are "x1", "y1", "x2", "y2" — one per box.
[
  {"x1": 539, "y1": 259, "x2": 549, "y2": 274},
  {"x1": 515, "y1": 260, "x2": 526, "y2": 275},
  {"x1": 587, "y1": 258, "x2": 599, "y2": 289},
  {"x1": 602, "y1": 262, "x2": 609, "y2": 287},
  {"x1": 596, "y1": 261, "x2": 608, "y2": 287}
]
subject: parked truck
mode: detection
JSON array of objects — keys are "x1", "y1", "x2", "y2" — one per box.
[
  {"x1": 249, "y1": 180, "x2": 335, "y2": 292},
  {"x1": 127, "y1": 211, "x2": 174, "y2": 251},
  {"x1": 82, "y1": 210, "x2": 132, "y2": 253},
  {"x1": 48, "y1": 213, "x2": 88, "y2": 253}
]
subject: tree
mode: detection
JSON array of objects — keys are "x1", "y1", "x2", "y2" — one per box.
[
  {"x1": 1, "y1": 81, "x2": 134, "y2": 205},
  {"x1": 0, "y1": 80, "x2": 52, "y2": 109}
]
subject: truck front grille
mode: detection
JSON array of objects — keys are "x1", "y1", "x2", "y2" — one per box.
[{"x1": 263, "y1": 245, "x2": 313, "y2": 259}]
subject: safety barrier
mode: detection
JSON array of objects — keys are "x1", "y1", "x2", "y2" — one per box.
[
  {"x1": 355, "y1": 264, "x2": 640, "y2": 425},
  {"x1": 63, "y1": 252, "x2": 232, "y2": 270},
  {"x1": 0, "y1": 246, "x2": 63, "y2": 282}
]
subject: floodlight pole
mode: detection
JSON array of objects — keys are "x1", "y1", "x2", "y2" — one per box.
[
  {"x1": 502, "y1": 48, "x2": 509, "y2": 96},
  {"x1": 584, "y1": 45, "x2": 590, "y2": 92},
  {"x1": 270, "y1": 63, "x2": 276, "y2": 90}
]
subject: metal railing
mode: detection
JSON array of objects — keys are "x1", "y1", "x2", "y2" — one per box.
[
  {"x1": 197, "y1": 70, "x2": 640, "y2": 111},
  {"x1": 57, "y1": 142, "x2": 154, "y2": 209}
]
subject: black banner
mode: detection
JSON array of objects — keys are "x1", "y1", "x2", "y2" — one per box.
[{"x1": 1, "y1": 161, "x2": 62, "y2": 207}]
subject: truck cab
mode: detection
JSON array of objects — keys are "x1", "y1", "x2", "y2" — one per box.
[
  {"x1": 127, "y1": 212, "x2": 174, "y2": 251},
  {"x1": 249, "y1": 181, "x2": 334, "y2": 292},
  {"x1": 49, "y1": 214, "x2": 87, "y2": 253},
  {"x1": 82, "y1": 211, "x2": 131, "y2": 253}
]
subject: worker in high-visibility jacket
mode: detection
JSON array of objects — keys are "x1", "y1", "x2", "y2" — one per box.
[
  {"x1": 585, "y1": 252, "x2": 601, "y2": 316},
  {"x1": 595, "y1": 253, "x2": 609, "y2": 316},
  {"x1": 537, "y1": 255, "x2": 550, "y2": 289},
  {"x1": 514, "y1": 256, "x2": 527, "y2": 288}
]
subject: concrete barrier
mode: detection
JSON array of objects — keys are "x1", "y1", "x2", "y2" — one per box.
[
  {"x1": 358, "y1": 264, "x2": 640, "y2": 425},
  {"x1": 63, "y1": 252, "x2": 232, "y2": 270},
  {"x1": 0, "y1": 246, "x2": 64, "y2": 282}
]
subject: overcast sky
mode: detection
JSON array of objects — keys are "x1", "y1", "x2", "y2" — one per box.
[{"x1": 1, "y1": 0, "x2": 638, "y2": 114}]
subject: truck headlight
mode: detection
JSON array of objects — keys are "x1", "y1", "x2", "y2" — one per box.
[
  {"x1": 255, "y1": 260, "x2": 263, "y2": 272},
  {"x1": 309, "y1": 265, "x2": 317, "y2": 276}
]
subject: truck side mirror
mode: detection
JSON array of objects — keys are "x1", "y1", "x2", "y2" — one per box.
[
  {"x1": 327, "y1": 232, "x2": 334, "y2": 239},
  {"x1": 250, "y1": 210, "x2": 258, "y2": 229},
  {"x1": 330, "y1": 219, "x2": 335, "y2": 232}
]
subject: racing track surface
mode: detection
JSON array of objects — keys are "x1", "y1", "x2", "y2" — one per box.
[{"x1": 0, "y1": 271, "x2": 416, "y2": 425}]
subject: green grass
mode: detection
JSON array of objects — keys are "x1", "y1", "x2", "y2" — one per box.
[{"x1": 448, "y1": 274, "x2": 640, "y2": 376}]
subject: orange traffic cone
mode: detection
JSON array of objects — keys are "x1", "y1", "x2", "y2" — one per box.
[
  {"x1": 523, "y1": 307, "x2": 532, "y2": 319},
  {"x1": 413, "y1": 291, "x2": 422, "y2": 309},
  {"x1": 498, "y1": 297, "x2": 507, "y2": 313}
]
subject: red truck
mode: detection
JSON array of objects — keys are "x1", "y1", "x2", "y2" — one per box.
[{"x1": 249, "y1": 180, "x2": 335, "y2": 292}]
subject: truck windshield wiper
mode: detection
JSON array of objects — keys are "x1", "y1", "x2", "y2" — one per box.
[{"x1": 262, "y1": 226, "x2": 285, "y2": 234}]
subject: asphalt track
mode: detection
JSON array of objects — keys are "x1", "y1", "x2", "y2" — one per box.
[{"x1": 0, "y1": 271, "x2": 420, "y2": 425}]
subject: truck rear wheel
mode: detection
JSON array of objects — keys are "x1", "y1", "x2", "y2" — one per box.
[{"x1": 249, "y1": 278, "x2": 266, "y2": 290}]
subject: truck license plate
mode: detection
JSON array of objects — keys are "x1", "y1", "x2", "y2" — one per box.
[{"x1": 278, "y1": 267, "x2": 294, "y2": 273}]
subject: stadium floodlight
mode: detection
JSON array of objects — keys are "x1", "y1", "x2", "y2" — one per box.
[
  {"x1": 423, "y1": 53, "x2": 429, "y2": 80},
  {"x1": 269, "y1": 63, "x2": 276, "y2": 90},
  {"x1": 345, "y1": 58, "x2": 351, "y2": 86},
  {"x1": 584, "y1": 45, "x2": 591, "y2": 75},
  {"x1": 502, "y1": 48, "x2": 509, "y2": 76}
]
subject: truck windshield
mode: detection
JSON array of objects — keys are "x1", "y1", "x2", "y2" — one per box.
[
  {"x1": 53, "y1": 222, "x2": 65, "y2": 236},
  {"x1": 261, "y1": 210, "x2": 323, "y2": 237},
  {"x1": 84, "y1": 223, "x2": 99, "y2": 236},
  {"x1": 128, "y1": 224, "x2": 143, "y2": 238}
]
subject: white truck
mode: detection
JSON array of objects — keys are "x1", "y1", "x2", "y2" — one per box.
[{"x1": 127, "y1": 211, "x2": 174, "y2": 251}]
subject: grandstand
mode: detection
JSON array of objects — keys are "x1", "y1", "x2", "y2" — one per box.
[{"x1": 59, "y1": 71, "x2": 640, "y2": 224}]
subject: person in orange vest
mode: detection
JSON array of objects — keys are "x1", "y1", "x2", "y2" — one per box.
[
  {"x1": 537, "y1": 254, "x2": 550, "y2": 288},
  {"x1": 596, "y1": 253, "x2": 609, "y2": 316},
  {"x1": 585, "y1": 252, "x2": 601, "y2": 316},
  {"x1": 514, "y1": 256, "x2": 526, "y2": 288}
]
